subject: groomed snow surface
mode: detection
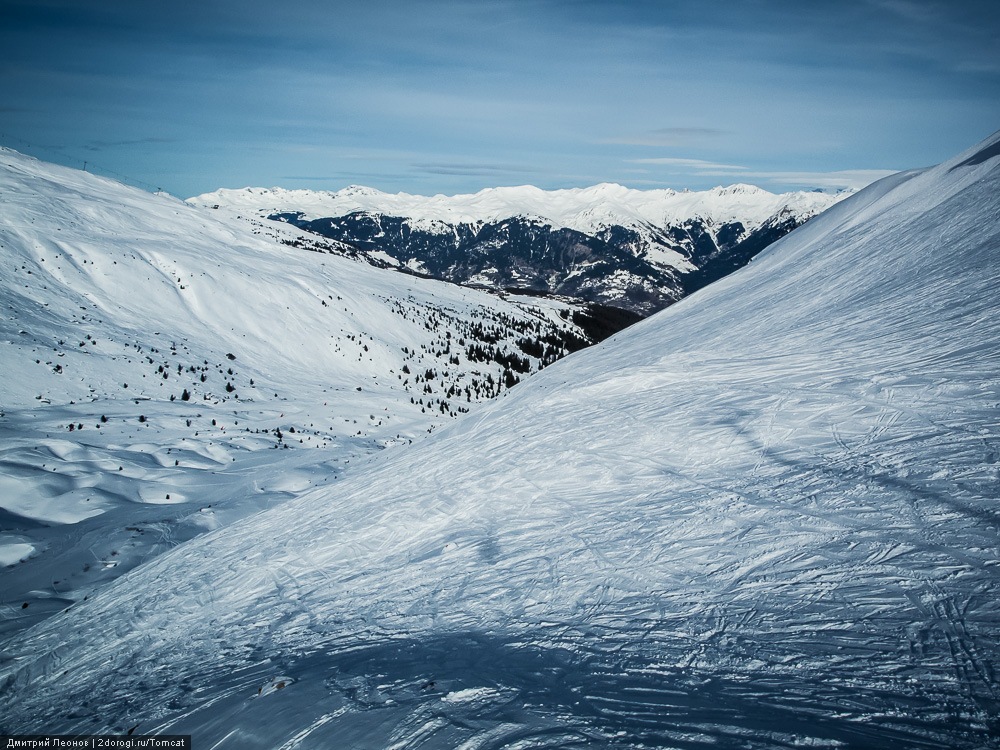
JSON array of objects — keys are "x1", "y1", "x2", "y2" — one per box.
[{"x1": 3, "y1": 133, "x2": 1000, "y2": 748}]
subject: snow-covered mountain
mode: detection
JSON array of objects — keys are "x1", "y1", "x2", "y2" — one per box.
[
  {"x1": 194, "y1": 182, "x2": 836, "y2": 234},
  {"x1": 192, "y1": 183, "x2": 847, "y2": 314},
  {"x1": 3, "y1": 132, "x2": 999, "y2": 748},
  {"x1": 0, "y1": 147, "x2": 609, "y2": 636}
]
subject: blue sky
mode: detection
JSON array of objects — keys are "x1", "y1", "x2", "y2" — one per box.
[{"x1": 2, "y1": 0, "x2": 998, "y2": 197}]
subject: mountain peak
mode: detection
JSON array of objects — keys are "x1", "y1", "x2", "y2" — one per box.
[
  {"x1": 710, "y1": 183, "x2": 771, "y2": 196},
  {"x1": 338, "y1": 184, "x2": 385, "y2": 197}
]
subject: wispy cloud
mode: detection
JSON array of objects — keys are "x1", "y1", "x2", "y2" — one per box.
[
  {"x1": 690, "y1": 168, "x2": 899, "y2": 190},
  {"x1": 85, "y1": 137, "x2": 174, "y2": 151},
  {"x1": 627, "y1": 157, "x2": 749, "y2": 171},
  {"x1": 601, "y1": 127, "x2": 727, "y2": 147},
  {"x1": 865, "y1": 0, "x2": 943, "y2": 25},
  {"x1": 731, "y1": 169, "x2": 899, "y2": 190},
  {"x1": 280, "y1": 172, "x2": 414, "y2": 184},
  {"x1": 411, "y1": 162, "x2": 538, "y2": 177},
  {"x1": 626, "y1": 155, "x2": 897, "y2": 190}
]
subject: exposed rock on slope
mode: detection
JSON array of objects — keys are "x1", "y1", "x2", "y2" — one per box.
[{"x1": 193, "y1": 182, "x2": 847, "y2": 315}]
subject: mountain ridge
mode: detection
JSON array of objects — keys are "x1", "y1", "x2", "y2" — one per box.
[
  {"x1": 193, "y1": 182, "x2": 849, "y2": 314},
  {"x1": 192, "y1": 181, "x2": 845, "y2": 237}
]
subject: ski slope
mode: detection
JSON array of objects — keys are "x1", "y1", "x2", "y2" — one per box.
[
  {"x1": 0, "y1": 147, "x2": 593, "y2": 637},
  {"x1": 2, "y1": 133, "x2": 1000, "y2": 748}
]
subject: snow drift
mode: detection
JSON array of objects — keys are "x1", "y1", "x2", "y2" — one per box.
[{"x1": 2, "y1": 133, "x2": 1000, "y2": 748}]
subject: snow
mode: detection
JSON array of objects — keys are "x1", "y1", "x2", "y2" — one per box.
[
  {"x1": 0, "y1": 146, "x2": 592, "y2": 637},
  {"x1": 367, "y1": 249, "x2": 400, "y2": 267},
  {"x1": 2, "y1": 133, "x2": 999, "y2": 748},
  {"x1": 0, "y1": 465, "x2": 109, "y2": 523},
  {"x1": 0, "y1": 542, "x2": 34, "y2": 567},
  {"x1": 191, "y1": 181, "x2": 848, "y2": 238},
  {"x1": 440, "y1": 687, "x2": 508, "y2": 703},
  {"x1": 191, "y1": 181, "x2": 846, "y2": 284}
]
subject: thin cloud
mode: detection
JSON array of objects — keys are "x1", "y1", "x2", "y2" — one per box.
[
  {"x1": 412, "y1": 162, "x2": 538, "y2": 176},
  {"x1": 865, "y1": 0, "x2": 943, "y2": 25},
  {"x1": 626, "y1": 155, "x2": 897, "y2": 190},
  {"x1": 279, "y1": 175, "x2": 342, "y2": 182},
  {"x1": 627, "y1": 157, "x2": 750, "y2": 171},
  {"x1": 601, "y1": 127, "x2": 727, "y2": 147},
  {"x1": 700, "y1": 168, "x2": 899, "y2": 190},
  {"x1": 85, "y1": 137, "x2": 174, "y2": 151},
  {"x1": 954, "y1": 59, "x2": 1000, "y2": 74},
  {"x1": 280, "y1": 170, "x2": 417, "y2": 182}
]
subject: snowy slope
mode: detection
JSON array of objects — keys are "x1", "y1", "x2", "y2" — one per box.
[
  {"x1": 3, "y1": 133, "x2": 1000, "y2": 748},
  {"x1": 0, "y1": 147, "x2": 595, "y2": 635}
]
